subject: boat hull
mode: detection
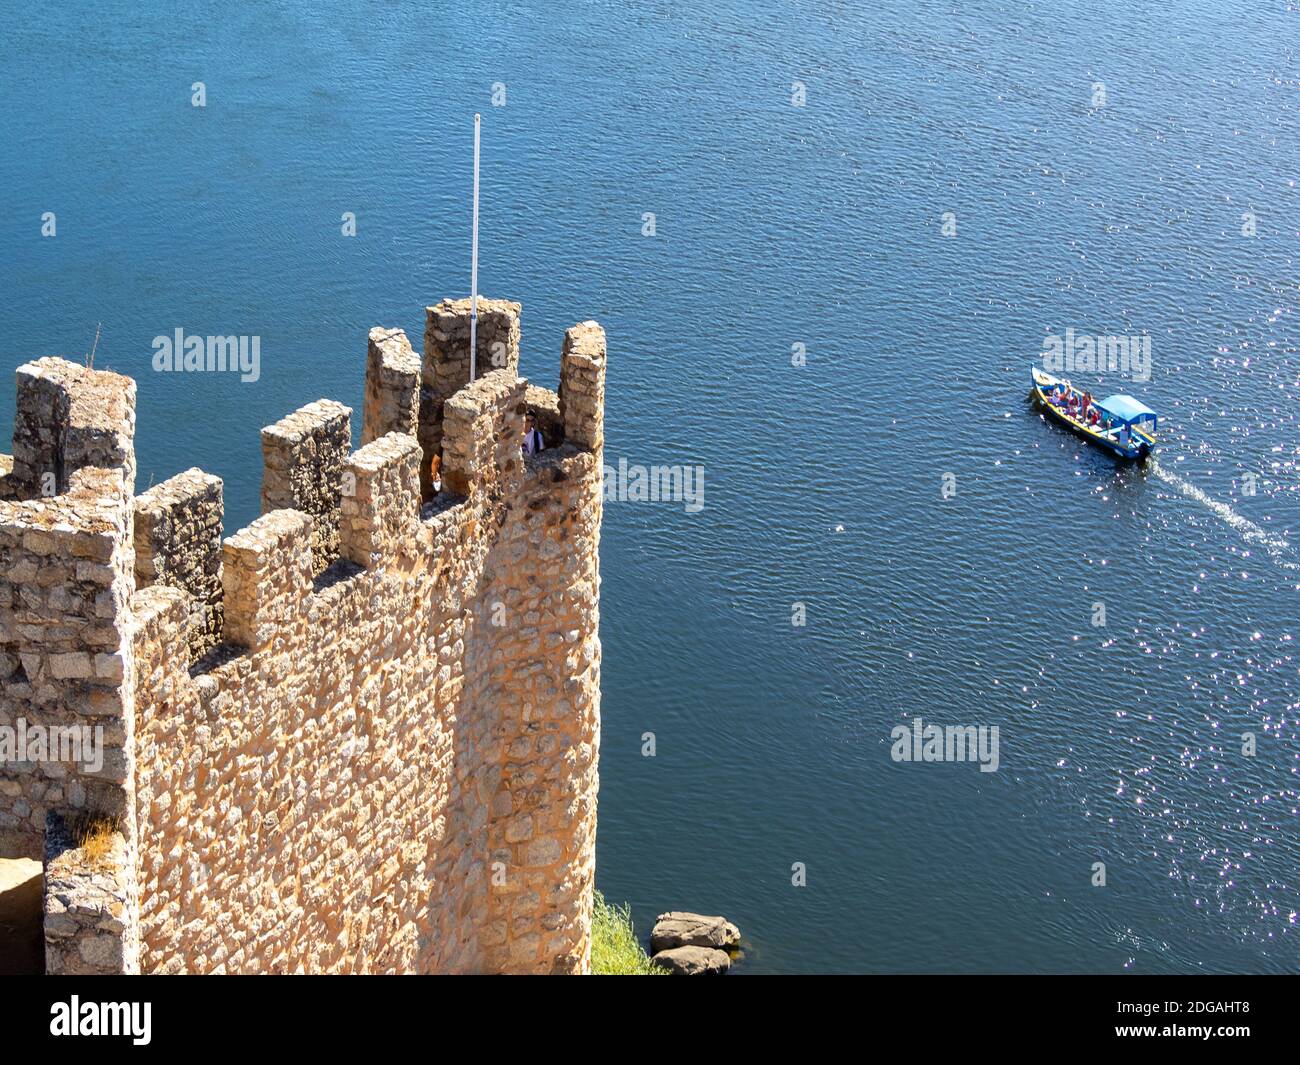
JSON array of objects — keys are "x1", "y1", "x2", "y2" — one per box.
[{"x1": 1030, "y1": 367, "x2": 1152, "y2": 460}]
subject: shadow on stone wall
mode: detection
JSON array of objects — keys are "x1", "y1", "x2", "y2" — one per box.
[{"x1": 0, "y1": 856, "x2": 43, "y2": 974}]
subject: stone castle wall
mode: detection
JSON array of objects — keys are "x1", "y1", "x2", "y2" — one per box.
[{"x1": 0, "y1": 300, "x2": 605, "y2": 974}]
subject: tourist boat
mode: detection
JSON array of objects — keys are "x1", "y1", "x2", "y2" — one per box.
[{"x1": 1030, "y1": 366, "x2": 1157, "y2": 460}]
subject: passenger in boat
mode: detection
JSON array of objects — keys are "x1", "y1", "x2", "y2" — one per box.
[{"x1": 1081, "y1": 391, "x2": 1092, "y2": 419}]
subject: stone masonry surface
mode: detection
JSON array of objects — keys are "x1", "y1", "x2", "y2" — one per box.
[
  {"x1": 42, "y1": 812, "x2": 140, "y2": 975},
  {"x1": 133, "y1": 468, "x2": 223, "y2": 660},
  {"x1": 0, "y1": 299, "x2": 605, "y2": 974}
]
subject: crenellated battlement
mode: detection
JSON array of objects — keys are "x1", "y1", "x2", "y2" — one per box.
[
  {"x1": 363, "y1": 329, "x2": 420, "y2": 446},
  {"x1": 3, "y1": 356, "x2": 136, "y2": 502},
  {"x1": 419, "y1": 297, "x2": 522, "y2": 493},
  {"x1": 442, "y1": 369, "x2": 528, "y2": 498},
  {"x1": 340, "y1": 431, "x2": 422, "y2": 568},
  {"x1": 133, "y1": 468, "x2": 223, "y2": 659},
  {"x1": 0, "y1": 298, "x2": 605, "y2": 975},
  {"x1": 560, "y1": 320, "x2": 608, "y2": 451}
]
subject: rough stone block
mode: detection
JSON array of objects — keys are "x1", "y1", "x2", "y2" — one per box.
[
  {"x1": 222, "y1": 509, "x2": 313, "y2": 651},
  {"x1": 363, "y1": 328, "x2": 420, "y2": 447},
  {"x1": 340, "y1": 432, "x2": 421, "y2": 567},
  {"x1": 558, "y1": 321, "x2": 606, "y2": 452},
  {"x1": 261, "y1": 401, "x2": 351, "y2": 576},
  {"x1": 134, "y1": 468, "x2": 223, "y2": 658}
]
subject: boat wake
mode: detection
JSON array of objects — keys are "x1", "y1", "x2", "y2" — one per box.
[{"x1": 1148, "y1": 460, "x2": 1298, "y2": 571}]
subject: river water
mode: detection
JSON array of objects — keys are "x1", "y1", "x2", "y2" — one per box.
[{"x1": 0, "y1": 0, "x2": 1296, "y2": 972}]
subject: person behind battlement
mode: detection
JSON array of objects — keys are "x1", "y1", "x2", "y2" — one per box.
[
  {"x1": 521, "y1": 411, "x2": 545, "y2": 456},
  {"x1": 429, "y1": 453, "x2": 442, "y2": 495}
]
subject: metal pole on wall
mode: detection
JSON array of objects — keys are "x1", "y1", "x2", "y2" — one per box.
[{"x1": 469, "y1": 112, "x2": 481, "y2": 382}]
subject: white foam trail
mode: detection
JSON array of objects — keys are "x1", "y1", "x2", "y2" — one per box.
[{"x1": 1149, "y1": 459, "x2": 1298, "y2": 570}]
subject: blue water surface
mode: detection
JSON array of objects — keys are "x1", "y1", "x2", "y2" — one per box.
[{"x1": 1, "y1": 0, "x2": 1297, "y2": 973}]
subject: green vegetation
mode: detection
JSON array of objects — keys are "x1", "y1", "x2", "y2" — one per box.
[
  {"x1": 73, "y1": 816, "x2": 119, "y2": 869},
  {"x1": 591, "y1": 891, "x2": 664, "y2": 975}
]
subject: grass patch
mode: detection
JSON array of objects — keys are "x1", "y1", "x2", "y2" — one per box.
[
  {"x1": 591, "y1": 891, "x2": 664, "y2": 975},
  {"x1": 72, "y1": 817, "x2": 119, "y2": 868}
]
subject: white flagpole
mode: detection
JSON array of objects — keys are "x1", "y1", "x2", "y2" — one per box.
[{"x1": 469, "y1": 113, "x2": 481, "y2": 382}]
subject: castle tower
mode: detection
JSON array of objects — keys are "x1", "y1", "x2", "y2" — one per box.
[
  {"x1": 0, "y1": 357, "x2": 142, "y2": 973},
  {"x1": 0, "y1": 300, "x2": 605, "y2": 975}
]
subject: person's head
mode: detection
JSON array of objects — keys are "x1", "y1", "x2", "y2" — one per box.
[
  {"x1": 525, "y1": 412, "x2": 536, "y2": 433},
  {"x1": 430, "y1": 454, "x2": 441, "y2": 479}
]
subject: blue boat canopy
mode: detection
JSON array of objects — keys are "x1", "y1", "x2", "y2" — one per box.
[{"x1": 1095, "y1": 394, "x2": 1157, "y2": 424}]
